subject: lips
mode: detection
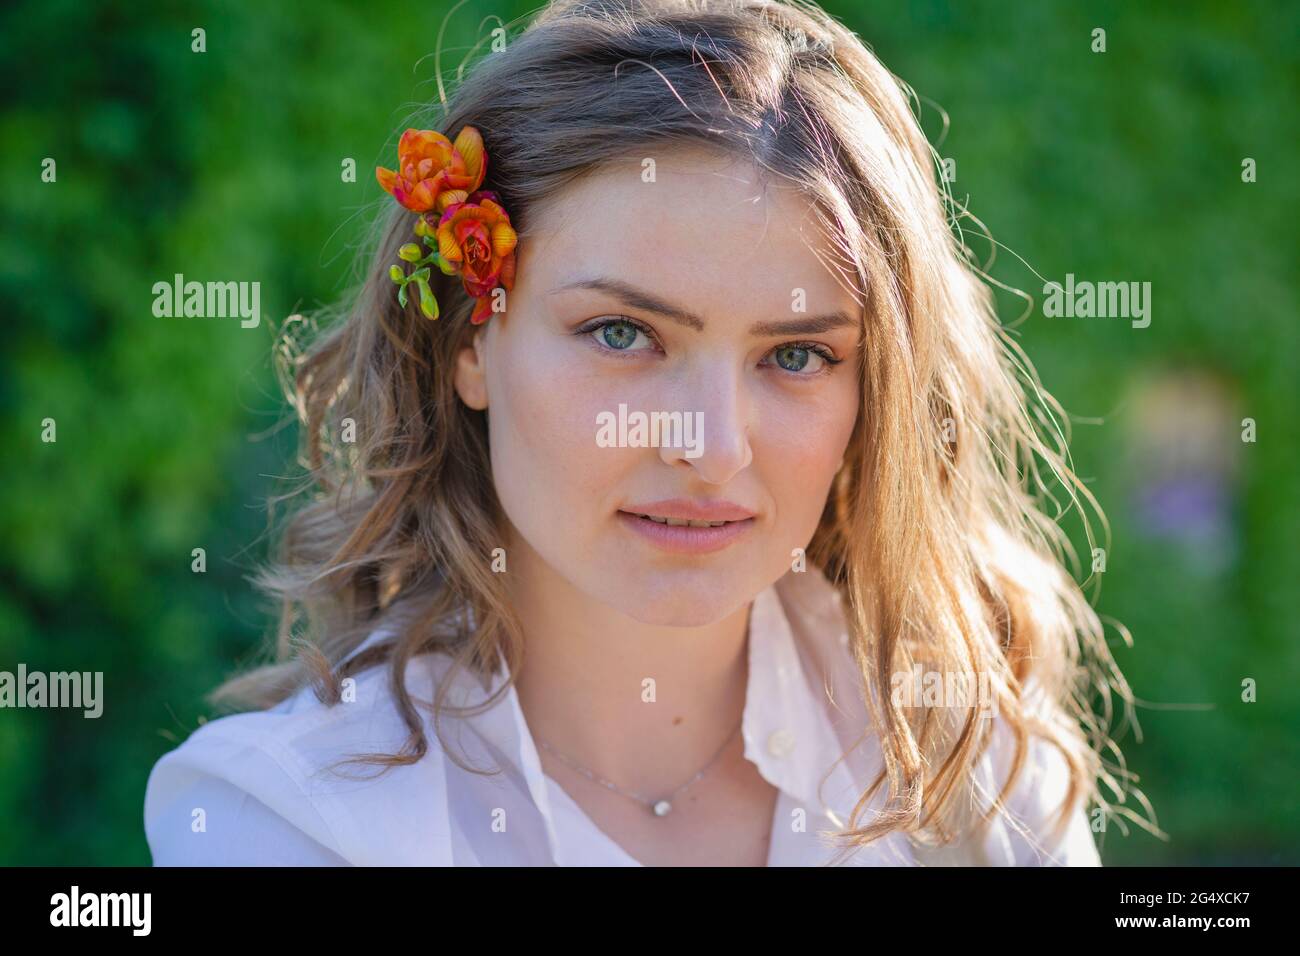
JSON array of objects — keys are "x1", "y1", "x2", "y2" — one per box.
[
  {"x1": 628, "y1": 513, "x2": 733, "y2": 528},
  {"x1": 619, "y1": 498, "x2": 757, "y2": 523},
  {"x1": 616, "y1": 501, "x2": 757, "y2": 555}
]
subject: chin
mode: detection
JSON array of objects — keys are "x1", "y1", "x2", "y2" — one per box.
[
  {"x1": 618, "y1": 602, "x2": 736, "y2": 629},
  {"x1": 594, "y1": 568, "x2": 753, "y2": 627}
]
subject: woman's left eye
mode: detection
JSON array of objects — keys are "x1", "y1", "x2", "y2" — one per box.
[{"x1": 763, "y1": 344, "x2": 836, "y2": 376}]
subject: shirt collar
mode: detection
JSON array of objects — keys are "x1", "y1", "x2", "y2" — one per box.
[
  {"x1": 742, "y1": 569, "x2": 868, "y2": 826},
  {"x1": 362, "y1": 567, "x2": 877, "y2": 861}
]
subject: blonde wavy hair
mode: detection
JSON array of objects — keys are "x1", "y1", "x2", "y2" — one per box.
[{"x1": 213, "y1": 0, "x2": 1156, "y2": 859}]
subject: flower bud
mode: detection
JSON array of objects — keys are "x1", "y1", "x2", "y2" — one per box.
[
  {"x1": 415, "y1": 277, "x2": 439, "y2": 320},
  {"x1": 398, "y1": 243, "x2": 422, "y2": 262}
]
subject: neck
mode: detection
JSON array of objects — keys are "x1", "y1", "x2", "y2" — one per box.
[{"x1": 505, "y1": 531, "x2": 752, "y2": 794}]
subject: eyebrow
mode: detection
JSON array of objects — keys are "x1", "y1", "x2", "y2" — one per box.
[{"x1": 548, "y1": 277, "x2": 858, "y2": 337}]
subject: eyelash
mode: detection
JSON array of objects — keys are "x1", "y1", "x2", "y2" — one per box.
[{"x1": 575, "y1": 316, "x2": 845, "y2": 377}]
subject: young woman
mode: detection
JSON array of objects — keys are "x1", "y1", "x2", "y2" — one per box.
[{"x1": 145, "y1": 0, "x2": 1143, "y2": 866}]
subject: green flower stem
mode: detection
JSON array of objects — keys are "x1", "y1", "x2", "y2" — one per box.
[{"x1": 387, "y1": 233, "x2": 451, "y2": 318}]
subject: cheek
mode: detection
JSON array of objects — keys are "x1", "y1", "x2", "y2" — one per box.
[
  {"x1": 485, "y1": 334, "x2": 627, "y2": 530},
  {"x1": 758, "y1": 376, "x2": 859, "y2": 525}
]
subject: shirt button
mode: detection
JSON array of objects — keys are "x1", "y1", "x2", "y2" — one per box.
[{"x1": 767, "y1": 729, "x2": 796, "y2": 757}]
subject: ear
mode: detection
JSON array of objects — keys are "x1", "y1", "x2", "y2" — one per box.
[{"x1": 453, "y1": 328, "x2": 489, "y2": 410}]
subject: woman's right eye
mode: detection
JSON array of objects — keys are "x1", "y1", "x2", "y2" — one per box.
[{"x1": 585, "y1": 317, "x2": 658, "y2": 352}]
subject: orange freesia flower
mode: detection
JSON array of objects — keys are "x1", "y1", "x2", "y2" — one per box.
[
  {"x1": 375, "y1": 126, "x2": 487, "y2": 215},
  {"x1": 434, "y1": 190, "x2": 517, "y2": 324}
]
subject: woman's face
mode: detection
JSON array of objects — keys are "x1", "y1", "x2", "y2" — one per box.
[{"x1": 455, "y1": 149, "x2": 862, "y2": 626}]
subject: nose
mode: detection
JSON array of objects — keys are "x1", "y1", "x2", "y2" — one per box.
[{"x1": 658, "y1": 359, "x2": 753, "y2": 483}]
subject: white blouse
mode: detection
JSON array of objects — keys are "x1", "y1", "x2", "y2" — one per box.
[{"x1": 144, "y1": 566, "x2": 1102, "y2": 866}]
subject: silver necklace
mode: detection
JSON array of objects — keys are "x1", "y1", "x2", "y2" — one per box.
[{"x1": 536, "y1": 715, "x2": 745, "y2": 817}]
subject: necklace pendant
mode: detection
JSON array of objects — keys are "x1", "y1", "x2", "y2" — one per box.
[{"x1": 652, "y1": 800, "x2": 672, "y2": 817}]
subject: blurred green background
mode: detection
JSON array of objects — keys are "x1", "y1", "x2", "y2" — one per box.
[{"x1": 1, "y1": 0, "x2": 1295, "y2": 865}]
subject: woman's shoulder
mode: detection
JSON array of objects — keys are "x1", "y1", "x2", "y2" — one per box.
[
  {"x1": 986, "y1": 706, "x2": 1102, "y2": 865},
  {"x1": 899, "y1": 728, "x2": 1100, "y2": 867},
  {"x1": 770, "y1": 568, "x2": 1099, "y2": 866},
  {"x1": 922, "y1": 695, "x2": 1103, "y2": 867},
  {"x1": 144, "y1": 648, "x2": 461, "y2": 866}
]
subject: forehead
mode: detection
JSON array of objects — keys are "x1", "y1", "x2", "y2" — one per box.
[{"x1": 519, "y1": 149, "x2": 862, "y2": 317}]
